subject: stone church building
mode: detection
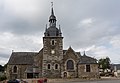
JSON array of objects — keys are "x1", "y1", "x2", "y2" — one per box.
[{"x1": 6, "y1": 6, "x2": 99, "y2": 79}]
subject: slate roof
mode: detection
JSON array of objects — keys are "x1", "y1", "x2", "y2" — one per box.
[
  {"x1": 46, "y1": 26, "x2": 60, "y2": 36},
  {"x1": 79, "y1": 55, "x2": 97, "y2": 64},
  {"x1": 8, "y1": 52, "x2": 38, "y2": 65},
  {"x1": 63, "y1": 50, "x2": 67, "y2": 54}
]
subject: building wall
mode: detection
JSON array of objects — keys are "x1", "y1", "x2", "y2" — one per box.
[
  {"x1": 42, "y1": 37, "x2": 63, "y2": 78},
  {"x1": 34, "y1": 52, "x2": 43, "y2": 77},
  {"x1": 6, "y1": 64, "x2": 31, "y2": 80},
  {"x1": 78, "y1": 64, "x2": 99, "y2": 78},
  {"x1": 62, "y1": 48, "x2": 80, "y2": 78}
]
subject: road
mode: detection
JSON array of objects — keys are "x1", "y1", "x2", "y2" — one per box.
[{"x1": 64, "y1": 79, "x2": 120, "y2": 83}]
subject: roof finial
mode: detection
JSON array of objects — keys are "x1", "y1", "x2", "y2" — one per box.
[
  {"x1": 46, "y1": 24, "x2": 47, "y2": 28},
  {"x1": 12, "y1": 50, "x2": 14, "y2": 53},
  {"x1": 83, "y1": 51, "x2": 86, "y2": 56},
  {"x1": 59, "y1": 25, "x2": 61, "y2": 31},
  {"x1": 51, "y1": 2, "x2": 53, "y2": 8},
  {"x1": 51, "y1": 2, "x2": 54, "y2": 15}
]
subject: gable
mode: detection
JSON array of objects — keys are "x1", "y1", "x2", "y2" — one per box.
[{"x1": 63, "y1": 47, "x2": 81, "y2": 61}]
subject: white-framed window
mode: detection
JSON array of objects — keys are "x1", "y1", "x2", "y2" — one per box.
[{"x1": 54, "y1": 64, "x2": 59, "y2": 70}]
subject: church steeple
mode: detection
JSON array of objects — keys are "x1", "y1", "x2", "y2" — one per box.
[
  {"x1": 44, "y1": 2, "x2": 62, "y2": 37},
  {"x1": 42, "y1": 2, "x2": 63, "y2": 78},
  {"x1": 51, "y1": 7, "x2": 54, "y2": 16},
  {"x1": 49, "y1": 2, "x2": 56, "y2": 27}
]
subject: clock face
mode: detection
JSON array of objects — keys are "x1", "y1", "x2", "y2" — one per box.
[{"x1": 51, "y1": 50, "x2": 55, "y2": 54}]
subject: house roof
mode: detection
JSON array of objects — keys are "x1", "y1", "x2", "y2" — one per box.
[
  {"x1": 111, "y1": 64, "x2": 120, "y2": 70},
  {"x1": 79, "y1": 55, "x2": 97, "y2": 64},
  {"x1": 8, "y1": 52, "x2": 38, "y2": 65}
]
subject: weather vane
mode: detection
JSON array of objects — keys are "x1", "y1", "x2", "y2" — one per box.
[{"x1": 51, "y1": 2, "x2": 53, "y2": 8}]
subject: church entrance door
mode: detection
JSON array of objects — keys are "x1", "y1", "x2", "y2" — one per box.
[{"x1": 63, "y1": 72, "x2": 67, "y2": 78}]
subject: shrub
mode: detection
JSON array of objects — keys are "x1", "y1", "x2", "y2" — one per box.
[{"x1": 0, "y1": 75, "x2": 7, "y2": 81}]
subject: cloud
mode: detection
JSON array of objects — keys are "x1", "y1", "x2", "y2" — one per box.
[
  {"x1": 110, "y1": 35, "x2": 120, "y2": 49},
  {"x1": 80, "y1": 18, "x2": 94, "y2": 26}
]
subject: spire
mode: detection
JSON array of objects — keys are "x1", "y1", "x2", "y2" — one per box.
[
  {"x1": 45, "y1": 24, "x2": 47, "y2": 31},
  {"x1": 44, "y1": 2, "x2": 62, "y2": 37},
  {"x1": 59, "y1": 25, "x2": 62, "y2": 36},
  {"x1": 44, "y1": 24, "x2": 48, "y2": 36},
  {"x1": 83, "y1": 51, "x2": 86, "y2": 56},
  {"x1": 49, "y1": 2, "x2": 56, "y2": 25},
  {"x1": 51, "y1": 7, "x2": 54, "y2": 15},
  {"x1": 51, "y1": 2, "x2": 54, "y2": 16}
]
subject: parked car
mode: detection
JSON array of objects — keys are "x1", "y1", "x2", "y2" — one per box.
[{"x1": 7, "y1": 79, "x2": 19, "y2": 83}]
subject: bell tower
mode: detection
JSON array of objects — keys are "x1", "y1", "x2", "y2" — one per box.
[{"x1": 42, "y1": 3, "x2": 63, "y2": 78}]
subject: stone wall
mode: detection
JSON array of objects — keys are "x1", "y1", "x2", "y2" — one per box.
[
  {"x1": 6, "y1": 64, "x2": 31, "y2": 79},
  {"x1": 62, "y1": 47, "x2": 80, "y2": 78},
  {"x1": 42, "y1": 37, "x2": 63, "y2": 78},
  {"x1": 78, "y1": 64, "x2": 99, "y2": 78}
]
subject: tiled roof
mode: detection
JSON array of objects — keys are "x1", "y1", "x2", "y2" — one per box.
[{"x1": 8, "y1": 52, "x2": 38, "y2": 65}]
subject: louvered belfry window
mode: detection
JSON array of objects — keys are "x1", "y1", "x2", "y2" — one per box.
[{"x1": 67, "y1": 60, "x2": 74, "y2": 70}]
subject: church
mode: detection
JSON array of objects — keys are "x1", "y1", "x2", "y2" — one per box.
[{"x1": 6, "y1": 5, "x2": 99, "y2": 79}]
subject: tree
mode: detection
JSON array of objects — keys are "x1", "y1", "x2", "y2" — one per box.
[
  {"x1": 0, "y1": 64, "x2": 7, "y2": 72},
  {"x1": 0, "y1": 65, "x2": 4, "y2": 72},
  {"x1": 98, "y1": 57, "x2": 111, "y2": 72}
]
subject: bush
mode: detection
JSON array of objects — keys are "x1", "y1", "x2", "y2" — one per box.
[{"x1": 0, "y1": 75, "x2": 7, "y2": 81}]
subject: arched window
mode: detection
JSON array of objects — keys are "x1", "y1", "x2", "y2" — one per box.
[
  {"x1": 51, "y1": 40, "x2": 55, "y2": 45},
  {"x1": 47, "y1": 64, "x2": 51, "y2": 69},
  {"x1": 55, "y1": 64, "x2": 58, "y2": 69},
  {"x1": 13, "y1": 66, "x2": 17, "y2": 73},
  {"x1": 67, "y1": 60, "x2": 74, "y2": 70}
]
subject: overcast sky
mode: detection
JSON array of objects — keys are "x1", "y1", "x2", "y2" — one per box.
[{"x1": 0, "y1": 0, "x2": 120, "y2": 65}]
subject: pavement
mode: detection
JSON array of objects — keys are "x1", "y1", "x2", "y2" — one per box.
[
  {"x1": 0, "y1": 77, "x2": 120, "y2": 83},
  {"x1": 47, "y1": 77, "x2": 120, "y2": 83}
]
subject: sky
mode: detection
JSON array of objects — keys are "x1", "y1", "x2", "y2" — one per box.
[{"x1": 0, "y1": 0, "x2": 120, "y2": 65}]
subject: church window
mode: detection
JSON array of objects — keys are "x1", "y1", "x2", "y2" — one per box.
[
  {"x1": 47, "y1": 64, "x2": 51, "y2": 69},
  {"x1": 51, "y1": 40, "x2": 55, "y2": 45},
  {"x1": 86, "y1": 65, "x2": 91, "y2": 72},
  {"x1": 13, "y1": 66, "x2": 17, "y2": 73},
  {"x1": 55, "y1": 64, "x2": 58, "y2": 70},
  {"x1": 67, "y1": 60, "x2": 74, "y2": 70}
]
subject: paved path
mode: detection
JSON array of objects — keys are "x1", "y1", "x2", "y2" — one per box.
[
  {"x1": 58, "y1": 79, "x2": 120, "y2": 83},
  {"x1": 48, "y1": 77, "x2": 120, "y2": 83}
]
